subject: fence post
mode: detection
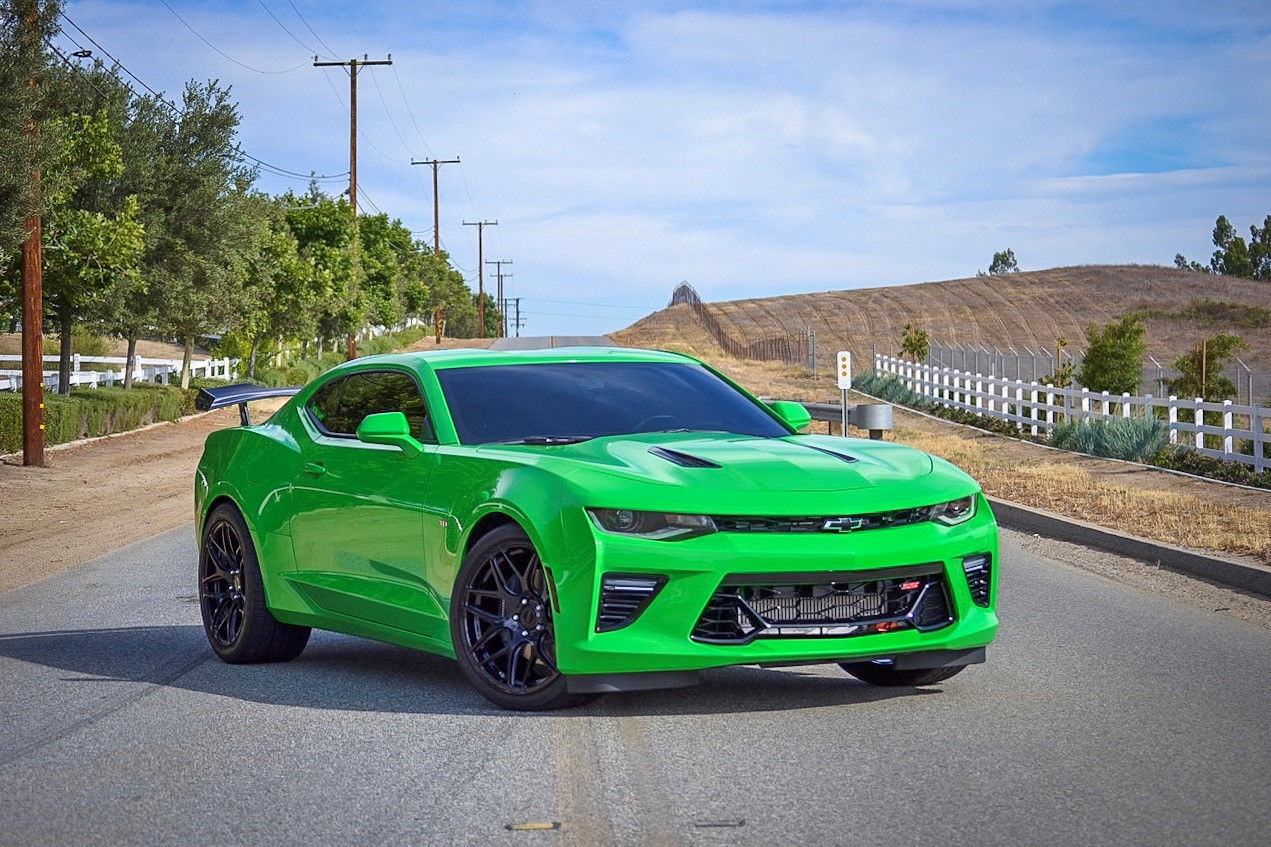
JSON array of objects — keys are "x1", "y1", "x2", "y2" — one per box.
[
  {"x1": 1254, "y1": 404, "x2": 1266, "y2": 473},
  {"x1": 1194, "y1": 398, "x2": 1204, "y2": 450},
  {"x1": 1121, "y1": 392, "x2": 1131, "y2": 419},
  {"x1": 1044, "y1": 389, "x2": 1054, "y2": 433},
  {"x1": 1143, "y1": 395, "x2": 1153, "y2": 424},
  {"x1": 1080, "y1": 388, "x2": 1090, "y2": 420},
  {"x1": 1222, "y1": 400, "x2": 1233, "y2": 456},
  {"x1": 974, "y1": 373, "x2": 983, "y2": 415},
  {"x1": 1167, "y1": 396, "x2": 1178, "y2": 445}
]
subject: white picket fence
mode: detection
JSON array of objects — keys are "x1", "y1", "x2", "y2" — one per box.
[
  {"x1": 875, "y1": 353, "x2": 1269, "y2": 472},
  {"x1": 0, "y1": 354, "x2": 236, "y2": 391}
]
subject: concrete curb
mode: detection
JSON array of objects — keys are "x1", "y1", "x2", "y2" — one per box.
[{"x1": 988, "y1": 496, "x2": 1271, "y2": 599}]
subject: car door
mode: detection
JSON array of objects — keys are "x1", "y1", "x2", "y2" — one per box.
[{"x1": 288, "y1": 368, "x2": 448, "y2": 642}]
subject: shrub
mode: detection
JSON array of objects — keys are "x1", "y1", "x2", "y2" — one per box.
[
  {"x1": 0, "y1": 383, "x2": 191, "y2": 453},
  {"x1": 853, "y1": 372, "x2": 929, "y2": 407},
  {"x1": 1048, "y1": 416, "x2": 1169, "y2": 463},
  {"x1": 1155, "y1": 445, "x2": 1271, "y2": 489}
]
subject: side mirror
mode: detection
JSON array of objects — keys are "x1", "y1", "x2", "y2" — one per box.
[
  {"x1": 768, "y1": 400, "x2": 812, "y2": 433},
  {"x1": 356, "y1": 411, "x2": 424, "y2": 457}
]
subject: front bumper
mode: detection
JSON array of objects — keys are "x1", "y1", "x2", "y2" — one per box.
[{"x1": 548, "y1": 496, "x2": 999, "y2": 676}]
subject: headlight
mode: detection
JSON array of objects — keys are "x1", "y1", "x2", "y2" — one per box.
[
  {"x1": 930, "y1": 495, "x2": 976, "y2": 526},
  {"x1": 587, "y1": 508, "x2": 717, "y2": 540}
]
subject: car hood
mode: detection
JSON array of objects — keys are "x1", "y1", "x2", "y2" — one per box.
[{"x1": 482, "y1": 432, "x2": 934, "y2": 494}]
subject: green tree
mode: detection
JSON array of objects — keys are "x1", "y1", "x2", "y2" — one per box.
[
  {"x1": 1173, "y1": 253, "x2": 1208, "y2": 273},
  {"x1": 1076, "y1": 314, "x2": 1146, "y2": 394},
  {"x1": 1166, "y1": 333, "x2": 1247, "y2": 401},
  {"x1": 0, "y1": 0, "x2": 60, "y2": 268},
  {"x1": 1209, "y1": 215, "x2": 1254, "y2": 278},
  {"x1": 40, "y1": 108, "x2": 145, "y2": 392},
  {"x1": 233, "y1": 193, "x2": 313, "y2": 377},
  {"x1": 283, "y1": 184, "x2": 356, "y2": 356},
  {"x1": 1040, "y1": 336, "x2": 1075, "y2": 388},
  {"x1": 899, "y1": 321, "x2": 929, "y2": 362},
  {"x1": 142, "y1": 80, "x2": 254, "y2": 387},
  {"x1": 988, "y1": 248, "x2": 1018, "y2": 274},
  {"x1": 1248, "y1": 214, "x2": 1271, "y2": 280}
]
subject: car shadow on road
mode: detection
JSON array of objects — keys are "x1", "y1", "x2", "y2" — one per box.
[{"x1": 0, "y1": 625, "x2": 937, "y2": 718}]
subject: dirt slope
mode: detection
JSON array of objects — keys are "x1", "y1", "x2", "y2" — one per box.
[{"x1": 615, "y1": 265, "x2": 1271, "y2": 372}]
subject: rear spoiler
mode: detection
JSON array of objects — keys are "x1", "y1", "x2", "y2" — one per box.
[{"x1": 195, "y1": 383, "x2": 302, "y2": 426}]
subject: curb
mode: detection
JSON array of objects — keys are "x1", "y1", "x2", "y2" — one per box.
[{"x1": 987, "y1": 496, "x2": 1271, "y2": 599}]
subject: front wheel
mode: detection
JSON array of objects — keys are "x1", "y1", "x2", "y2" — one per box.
[
  {"x1": 838, "y1": 661, "x2": 966, "y2": 687},
  {"x1": 200, "y1": 503, "x2": 310, "y2": 663},
  {"x1": 450, "y1": 524, "x2": 594, "y2": 711}
]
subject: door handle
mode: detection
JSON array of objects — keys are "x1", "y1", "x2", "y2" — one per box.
[{"x1": 302, "y1": 461, "x2": 327, "y2": 477}]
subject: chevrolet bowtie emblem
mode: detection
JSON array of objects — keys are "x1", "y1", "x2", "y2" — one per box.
[{"x1": 821, "y1": 516, "x2": 865, "y2": 532}]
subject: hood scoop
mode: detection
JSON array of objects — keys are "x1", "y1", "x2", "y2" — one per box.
[
  {"x1": 794, "y1": 443, "x2": 859, "y2": 464},
  {"x1": 648, "y1": 446, "x2": 721, "y2": 469}
]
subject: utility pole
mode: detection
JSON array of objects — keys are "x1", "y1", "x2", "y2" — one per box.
[
  {"x1": 513, "y1": 297, "x2": 523, "y2": 337},
  {"x1": 462, "y1": 220, "x2": 497, "y2": 337},
  {"x1": 410, "y1": 157, "x2": 460, "y2": 255},
  {"x1": 20, "y1": 0, "x2": 44, "y2": 467},
  {"x1": 486, "y1": 259, "x2": 512, "y2": 337},
  {"x1": 313, "y1": 53, "x2": 392, "y2": 359}
]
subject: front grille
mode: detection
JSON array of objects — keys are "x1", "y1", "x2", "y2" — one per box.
[
  {"x1": 596, "y1": 574, "x2": 666, "y2": 632},
  {"x1": 712, "y1": 507, "x2": 932, "y2": 534},
  {"x1": 691, "y1": 565, "x2": 954, "y2": 644}
]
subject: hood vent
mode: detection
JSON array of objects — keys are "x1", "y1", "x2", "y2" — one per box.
[
  {"x1": 795, "y1": 443, "x2": 858, "y2": 464},
  {"x1": 648, "y1": 446, "x2": 721, "y2": 468}
]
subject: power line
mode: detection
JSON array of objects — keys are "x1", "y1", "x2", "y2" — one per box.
[
  {"x1": 255, "y1": 0, "x2": 321, "y2": 57},
  {"x1": 369, "y1": 69, "x2": 413, "y2": 158},
  {"x1": 59, "y1": 13, "x2": 348, "y2": 184},
  {"x1": 390, "y1": 63, "x2": 431, "y2": 157},
  {"x1": 157, "y1": 0, "x2": 308, "y2": 75},
  {"x1": 285, "y1": 0, "x2": 340, "y2": 61}
]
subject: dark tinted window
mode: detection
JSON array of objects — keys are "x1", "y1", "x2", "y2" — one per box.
[
  {"x1": 436, "y1": 361, "x2": 788, "y2": 444},
  {"x1": 307, "y1": 370, "x2": 434, "y2": 441}
]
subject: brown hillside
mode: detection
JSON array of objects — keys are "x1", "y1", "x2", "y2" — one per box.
[{"x1": 614, "y1": 265, "x2": 1271, "y2": 375}]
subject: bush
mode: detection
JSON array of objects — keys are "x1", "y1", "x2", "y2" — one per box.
[
  {"x1": 0, "y1": 383, "x2": 192, "y2": 453},
  {"x1": 853, "y1": 372, "x2": 929, "y2": 407},
  {"x1": 1155, "y1": 446, "x2": 1271, "y2": 490},
  {"x1": 1049, "y1": 417, "x2": 1168, "y2": 463}
]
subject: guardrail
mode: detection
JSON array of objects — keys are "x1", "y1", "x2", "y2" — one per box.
[
  {"x1": 0, "y1": 355, "x2": 236, "y2": 391},
  {"x1": 875, "y1": 353, "x2": 1269, "y2": 471}
]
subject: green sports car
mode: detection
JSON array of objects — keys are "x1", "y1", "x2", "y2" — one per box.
[{"x1": 194, "y1": 346, "x2": 998, "y2": 710}]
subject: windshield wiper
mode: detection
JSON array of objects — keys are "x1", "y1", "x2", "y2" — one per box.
[{"x1": 498, "y1": 435, "x2": 595, "y2": 445}]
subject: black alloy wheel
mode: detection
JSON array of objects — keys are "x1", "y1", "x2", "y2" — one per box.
[
  {"x1": 199, "y1": 503, "x2": 310, "y2": 663},
  {"x1": 201, "y1": 517, "x2": 247, "y2": 648},
  {"x1": 451, "y1": 524, "x2": 593, "y2": 710}
]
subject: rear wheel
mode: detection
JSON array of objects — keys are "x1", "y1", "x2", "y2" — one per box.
[
  {"x1": 838, "y1": 661, "x2": 966, "y2": 687},
  {"x1": 450, "y1": 524, "x2": 594, "y2": 711},
  {"x1": 199, "y1": 503, "x2": 310, "y2": 663}
]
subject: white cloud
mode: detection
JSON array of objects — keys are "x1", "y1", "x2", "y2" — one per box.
[{"x1": 66, "y1": 1, "x2": 1271, "y2": 333}]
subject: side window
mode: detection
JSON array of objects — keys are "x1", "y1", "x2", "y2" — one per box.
[
  {"x1": 307, "y1": 371, "x2": 435, "y2": 442},
  {"x1": 308, "y1": 377, "x2": 349, "y2": 432}
]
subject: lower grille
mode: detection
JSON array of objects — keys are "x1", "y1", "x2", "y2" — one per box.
[{"x1": 691, "y1": 565, "x2": 954, "y2": 644}]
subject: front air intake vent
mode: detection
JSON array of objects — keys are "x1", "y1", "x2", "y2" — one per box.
[
  {"x1": 648, "y1": 446, "x2": 721, "y2": 468},
  {"x1": 596, "y1": 574, "x2": 666, "y2": 632},
  {"x1": 962, "y1": 554, "x2": 992, "y2": 607}
]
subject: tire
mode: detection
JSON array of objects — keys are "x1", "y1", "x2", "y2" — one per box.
[
  {"x1": 450, "y1": 524, "x2": 595, "y2": 711},
  {"x1": 838, "y1": 661, "x2": 967, "y2": 687},
  {"x1": 199, "y1": 503, "x2": 310, "y2": 664}
]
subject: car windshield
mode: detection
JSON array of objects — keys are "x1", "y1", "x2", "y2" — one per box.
[{"x1": 436, "y1": 361, "x2": 790, "y2": 445}]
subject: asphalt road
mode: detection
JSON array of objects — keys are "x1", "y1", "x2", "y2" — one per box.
[
  {"x1": 1, "y1": 528, "x2": 1268, "y2": 846},
  {"x1": 491, "y1": 336, "x2": 615, "y2": 350}
]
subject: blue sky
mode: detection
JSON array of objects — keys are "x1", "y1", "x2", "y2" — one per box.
[{"x1": 56, "y1": 1, "x2": 1271, "y2": 334}]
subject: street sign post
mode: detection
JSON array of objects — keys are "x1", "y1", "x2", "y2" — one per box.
[{"x1": 837, "y1": 351, "x2": 851, "y2": 435}]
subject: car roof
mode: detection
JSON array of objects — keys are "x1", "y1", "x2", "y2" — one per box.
[{"x1": 331, "y1": 345, "x2": 700, "y2": 373}]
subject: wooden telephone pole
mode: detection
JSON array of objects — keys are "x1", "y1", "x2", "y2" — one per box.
[
  {"x1": 410, "y1": 157, "x2": 460, "y2": 255},
  {"x1": 313, "y1": 54, "x2": 392, "y2": 359},
  {"x1": 462, "y1": 220, "x2": 497, "y2": 338},
  {"x1": 486, "y1": 259, "x2": 511, "y2": 337},
  {"x1": 20, "y1": 0, "x2": 44, "y2": 467}
]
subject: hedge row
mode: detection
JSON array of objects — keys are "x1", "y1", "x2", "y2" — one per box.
[{"x1": 0, "y1": 379, "x2": 223, "y2": 454}]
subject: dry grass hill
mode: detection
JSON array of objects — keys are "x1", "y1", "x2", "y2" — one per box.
[{"x1": 614, "y1": 265, "x2": 1271, "y2": 376}]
